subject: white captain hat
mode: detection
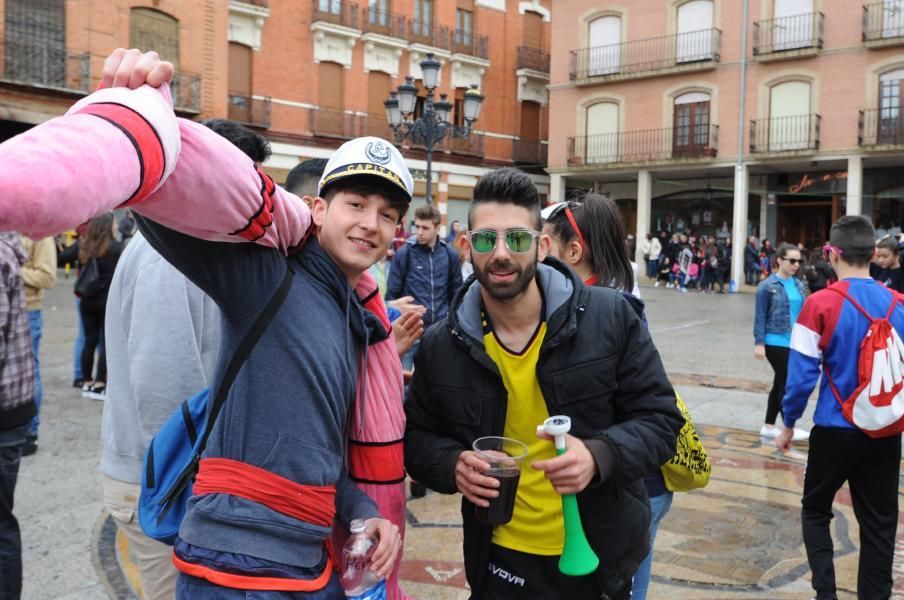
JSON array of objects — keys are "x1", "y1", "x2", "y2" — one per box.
[{"x1": 318, "y1": 137, "x2": 414, "y2": 200}]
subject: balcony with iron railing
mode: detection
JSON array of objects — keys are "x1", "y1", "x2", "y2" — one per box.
[
  {"x1": 312, "y1": 0, "x2": 359, "y2": 30},
  {"x1": 753, "y1": 12, "x2": 824, "y2": 59},
  {"x1": 517, "y1": 46, "x2": 550, "y2": 72},
  {"x1": 441, "y1": 131, "x2": 484, "y2": 157},
  {"x1": 513, "y1": 139, "x2": 548, "y2": 165},
  {"x1": 859, "y1": 108, "x2": 904, "y2": 146},
  {"x1": 452, "y1": 29, "x2": 488, "y2": 59},
  {"x1": 863, "y1": 2, "x2": 904, "y2": 47},
  {"x1": 566, "y1": 125, "x2": 719, "y2": 166},
  {"x1": 361, "y1": 114, "x2": 392, "y2": 138},
  {"x1": 749, "y1": 114, "x2": 820, "y2": 154},
  {"x1": 0, "y1": 39, "x2": 90, "y2": 93},
  {"x1": 310, "y1": 107, "x2": 360, "y2": 139},
  {"x1": 570, "y1": 28, "x2": 720, "y2": 83},
  {"x1": 172, "y1": 72, "x2": 202, "y2": 114},
  {"x1": 408, "y1": 20, "x2": 450, "y2": 49},
  {"x1": 363, "y1": 7, "x2": 406, "y2": 38},
  {"x1": 228, "y1": 94, "x2": 272, "y2": 129},
  {"x1": 405, "y1": 130, "x2": 485, "y2": 157}
]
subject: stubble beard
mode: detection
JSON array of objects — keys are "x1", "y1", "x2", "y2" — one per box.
[{"x1": 473, "y1": 250, "x2": 538, "y2": 301}]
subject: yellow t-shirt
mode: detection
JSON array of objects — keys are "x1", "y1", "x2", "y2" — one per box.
[{"x1": 483, "y1": 316, "x2": 564, "y2": 555}]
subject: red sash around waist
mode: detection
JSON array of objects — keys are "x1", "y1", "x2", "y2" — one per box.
[{"x1": 193, "y1": 457, "x2": 336, "y2": 526}]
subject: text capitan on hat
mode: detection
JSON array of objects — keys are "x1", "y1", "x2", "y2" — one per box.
[{"x1": 319, "y1": 137, "x2": 414, "y2": 199}]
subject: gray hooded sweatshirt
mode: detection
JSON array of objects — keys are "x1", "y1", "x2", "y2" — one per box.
[{"x1": 100, "y1": 232, "x2": 221, "y2": 484}]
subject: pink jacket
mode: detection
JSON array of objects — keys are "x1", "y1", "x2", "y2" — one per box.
[{"x1": 0, "y1": 83, "x2": 409, "y2": 597}]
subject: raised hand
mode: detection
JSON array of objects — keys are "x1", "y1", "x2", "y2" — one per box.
[
  {"x1": 392, "y1": 310, "x2": 424, "y2": 357},
  {"x1": 102, "y1": 48, "x2": 175, "y2": 89}
]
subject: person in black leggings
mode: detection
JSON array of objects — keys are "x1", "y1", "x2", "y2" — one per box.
[
  {"x1": 76, "y1": 213, "x2": 122, "y2": 398},
  {"x1": 753, "y1": 243, "x2": 809, "y2": 442}
]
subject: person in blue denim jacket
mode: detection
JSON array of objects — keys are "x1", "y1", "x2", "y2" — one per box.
[{"x1": 754, "y1": 243, "x2": 810, "y2": 443}]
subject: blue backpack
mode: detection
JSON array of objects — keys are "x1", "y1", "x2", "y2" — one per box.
[{"x1": 138, "y1": 267, "x2": 292, "y2": 544}]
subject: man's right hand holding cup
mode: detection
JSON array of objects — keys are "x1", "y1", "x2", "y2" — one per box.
[{"x1": 454, "y1": 450, "x2": 500, "y2": 508}]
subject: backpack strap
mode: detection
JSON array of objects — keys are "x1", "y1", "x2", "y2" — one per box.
[
  {"x1": 823, "y1": 285, "x2": 900, "y2": 410},
  {"x1": 827, "y1": 285, "x2": 875, "y2": 321},
  {"x1": 158, "y1": 261, "x2": 295, "y2": 515},
  {"x1": 199, "y1": 263, "x2": 294, "y2": 454}
]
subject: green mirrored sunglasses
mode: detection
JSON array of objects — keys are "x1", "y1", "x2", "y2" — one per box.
[{"x1": 469, "y1": 229, "x2": 538, "y2": 254}]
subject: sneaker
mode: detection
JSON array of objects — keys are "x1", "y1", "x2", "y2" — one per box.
[
  {"x1": 680, "y1": 287, "x2": 687, "y2": 293},
  {"x1": 665, "y1": 283, "x2": 672, "y2": 288},
  {"x1": 81, "y1": 381, "x2": 94, "y2": 398},
  {"x1": 72, "y1": 378, "x2": 85, "y2": 389},
  {"x1": 791, "y1": 428, "x2": 810, "y2": 442},
  {"x1": 654, "y1": 281, "x2": 660, "y2": 288},
  {"x1": 85, "y1": 382, "x2": 106, "y2": 401},
  {"x1": 21, "y1": 435, "x2": 37, "y2": 457},
  {"x1": 759, "y1": 425, "x2": 781, "y2": 438}
]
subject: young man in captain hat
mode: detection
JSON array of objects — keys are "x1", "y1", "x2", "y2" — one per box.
[{"x1": 1, "y1": 48, "x2": 409, "y2": 598}]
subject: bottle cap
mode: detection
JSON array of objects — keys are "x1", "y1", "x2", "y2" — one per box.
[{"x1": 349, "y1": 519, "x2": 366, "y2": 534}]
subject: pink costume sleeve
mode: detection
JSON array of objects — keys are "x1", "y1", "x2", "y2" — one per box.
[{"x1": 0, "y1": 84, "x2": 311, "y2": 253}]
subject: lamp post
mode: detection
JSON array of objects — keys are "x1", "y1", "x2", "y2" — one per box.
[{"x1": 384, "y1": 53, "x2": 484, "y2": 205}]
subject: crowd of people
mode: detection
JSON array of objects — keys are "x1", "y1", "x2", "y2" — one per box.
[
  {"x1": 0, "y1": 47, "x2": 901, "y2": 600},
  {"x1": 640, "y1": 232, "x2": 733, "y2": 293}
]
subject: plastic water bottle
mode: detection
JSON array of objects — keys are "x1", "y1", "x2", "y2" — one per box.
[{"x1": 340, "y1": 519, "x2": 386, "y2": 600}]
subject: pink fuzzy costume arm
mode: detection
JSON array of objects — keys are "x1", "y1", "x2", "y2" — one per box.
[{"x1": 0, "y1": 84, "x2": 311, "y2": 252}]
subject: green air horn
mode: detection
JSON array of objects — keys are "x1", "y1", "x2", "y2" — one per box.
[{"x1": 542, "y1": 415, "x2": 600, "y2": 576}]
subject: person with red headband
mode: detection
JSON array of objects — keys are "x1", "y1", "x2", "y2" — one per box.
[{"x1": 542, "y1": 192, "x2": 668, "y2": 600}]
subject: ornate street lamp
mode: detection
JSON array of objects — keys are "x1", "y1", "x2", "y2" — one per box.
[{"x1": 384, "y1": 53, "x2": 484, "y2": 205}]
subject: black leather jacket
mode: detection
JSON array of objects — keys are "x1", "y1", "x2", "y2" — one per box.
[{"x1": 404, "y1": 258, "x2": 682, "y2": 598}]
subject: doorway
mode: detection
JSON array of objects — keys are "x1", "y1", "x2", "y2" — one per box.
[{"x1": 776, "y1": 195, "x2": 837, "y2": 248}]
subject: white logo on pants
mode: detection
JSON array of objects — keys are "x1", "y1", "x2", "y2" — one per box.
[{"x1": 488, "y1": 562, "x2": 526, "y2": 587}]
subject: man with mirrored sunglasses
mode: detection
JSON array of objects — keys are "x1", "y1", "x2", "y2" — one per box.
[{"x1": 404, "y1": 167, "x2": 682, "y2": 600}]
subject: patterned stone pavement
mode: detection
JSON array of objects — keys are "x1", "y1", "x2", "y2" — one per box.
[
  {"x1": 20, "y1": 279, "x2": 903, "y2": 599},
  {"x1": 100, "y1": 425, "x2": 904, "y2": 599}
]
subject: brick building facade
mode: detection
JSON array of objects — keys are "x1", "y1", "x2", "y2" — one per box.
[
  {"x1": 0, "y1": 0, "x2": 552, "y2": 232},
  {"x1": 548, "y1": 0, "x2": 904, "y2": 284}
]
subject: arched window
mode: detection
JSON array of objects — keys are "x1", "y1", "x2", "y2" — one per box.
[
  {"x1": 772, "y1": 0, "x2": 814, "y2": 50},
  {"x1": 523, "y1": 11, "x2": 543, "y2": 49},
  {"x1": 585, "y1": 102, "x2": 619, "y2": 163},
  {"x1": 587, "y1": 16, "x2": 620, "y2": 76},
  {"x1": 769, "y1": 80, "x2": 811, "y2": 150},
  {"x1": 315, "y1": 62, "x2": 346, "y2": 137},
  {"x1": 5, "y1": 0, "x2": 66, "y2": 86},
  {"x1": 881, "y1": 0, "x2": 904, "y2": 38},
  {"x1": 676, "y1": 1, "x2": 714, "y2": 62},
  {"x1": 673, "y1": 92, "x2": 711, "y2": 156},
  {"x1": 228, "y1": 42, "x2": 253, "y2": 123},
  {"x1": 365, "y1": 71, "x2": 392, "y2": 136},
  {"x1": 130, "y1": 8, "x2": 180, "y2": 67},
  {"x1": 879, "y1": 68, "x2": 904, "y2": 142}
]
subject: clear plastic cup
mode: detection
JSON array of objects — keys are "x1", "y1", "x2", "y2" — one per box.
[{"x1": 471, "y1": 436, "x2": 529, "y2": 525}]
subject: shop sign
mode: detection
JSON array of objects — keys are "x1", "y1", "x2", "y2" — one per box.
[{"x1": 788, "y1": 171, "x2": 848, "y2": 194}]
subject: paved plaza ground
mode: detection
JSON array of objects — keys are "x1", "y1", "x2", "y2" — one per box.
[{"x1": 13, "y1": 277, "x2": 904, "y2": 599}]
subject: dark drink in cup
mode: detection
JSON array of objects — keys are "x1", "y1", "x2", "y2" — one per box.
[
  {"x1": 472, "y1": 436, "x2": 528, "y2": 526},
  {"x1": 474, "y1": 468, "x2": 520, "y2": 525}
]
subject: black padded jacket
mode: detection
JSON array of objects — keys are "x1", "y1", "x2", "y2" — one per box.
[{"x1": 404, "y1": 257, "x2": 683, "y2": 599}]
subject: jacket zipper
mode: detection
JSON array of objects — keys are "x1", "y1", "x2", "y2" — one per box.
[{"x1": 429, "y1": 247, "x2": 435, "y2": 324}]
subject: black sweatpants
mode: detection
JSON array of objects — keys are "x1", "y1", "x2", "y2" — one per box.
[
  {"x1": 764, "y1": 345, "x2": 790, "y2": 425},
  {"x1": 80, "y1": 296, "x2": 107, "y2": 383},
  {"x1": 801, "y1": 426, "x2": 901, "y2": 600},
  {"x1": 481, "y1": 544, "x2": 629, "y2": 600}
]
